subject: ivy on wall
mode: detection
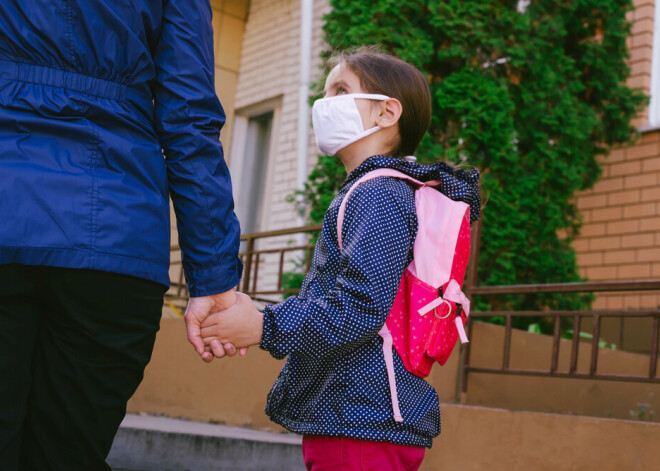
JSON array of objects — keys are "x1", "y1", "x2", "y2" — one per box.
[{"x1": 293, "y1": 0, "x2": 647, "y2": 327}]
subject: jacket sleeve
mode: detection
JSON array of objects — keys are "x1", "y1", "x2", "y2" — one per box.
[
  {"x1": 152, "y1": 0, "x2": 242, "y2": 297},
  {"x1": 260, "y1": 178, "x2": 416, "y2": 360}
]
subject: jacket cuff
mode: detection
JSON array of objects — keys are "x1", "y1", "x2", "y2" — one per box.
[
  {"x1": 259, "y1": 303, "x2": 276, "y2": 353},
  {"x1": 184, "y1": 257, "x2": 243, "y2": 297}
]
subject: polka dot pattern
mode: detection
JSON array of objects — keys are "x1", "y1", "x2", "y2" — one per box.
[{"x1": 260, "y1": 155, "x2": 481, "y2": 448}]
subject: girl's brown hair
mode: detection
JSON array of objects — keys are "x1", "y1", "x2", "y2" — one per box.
[{"x1": 328, "y1": 47, "x2": 431, "y2": 157}]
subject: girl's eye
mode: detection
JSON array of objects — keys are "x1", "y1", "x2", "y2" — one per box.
[{"x1": 336, "y1": 87, "x2": 346, "y2": 95}]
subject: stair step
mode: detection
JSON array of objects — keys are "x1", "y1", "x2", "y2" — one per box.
[{"x1": 108, "y1": 414, "x2": 304, "y2": 471}]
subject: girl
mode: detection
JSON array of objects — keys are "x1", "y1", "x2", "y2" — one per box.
[{"x1": 200, "y1": 48, "x2": 480, "y2": 470}]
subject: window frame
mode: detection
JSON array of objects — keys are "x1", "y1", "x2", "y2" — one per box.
[{"x1": 229, "y1": 97, "x2": 282, "y2": 234}]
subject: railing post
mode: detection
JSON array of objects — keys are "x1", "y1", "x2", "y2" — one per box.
[
  {"x1": 277, "y1": 250, "x2": 286, "y2": 292},
  {"x1": 650, "y1": 316, "x2": 659, "y2": 379},
  {"x1": 589, "y1": 314, "x2": 601, "y2": 377},
  {"x1": 177, "y1": 263, "x2": 185, "y2": 298},
  {"x1": 503, "y1": 314, "x2": 512, "y2": 370},
  {"x1": 550, "y1": 315, "x2": 561, "y2": 374},
  {"x1": 458, "y1": 218, "x2": 482, "y2": 400},
  {"x1": 242, "y1": 237, "x2": 255, "y2": 293},
  {"x1": 569, "y1": 314, "x2": 581, "y2": 375},
  {"x1": 306, "y1": 246, "x2": 313, "y2": 272},
  {"x1": 251, "y1": 253, "x2": 260, "y2": 295}
]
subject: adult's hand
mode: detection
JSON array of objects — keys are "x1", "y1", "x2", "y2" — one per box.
[{"x1": 184, "y1": 288, "x2": 238, "y2": 362}]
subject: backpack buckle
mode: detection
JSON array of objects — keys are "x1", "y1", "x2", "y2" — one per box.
[
  {"x1": 433, "y1": 299, "x2": 453, "y2": 320},
  {"x1": 419, "y1": 296, "x2": 451, "y2": 317}
]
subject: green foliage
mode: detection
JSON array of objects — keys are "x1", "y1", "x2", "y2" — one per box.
[
  {"x1": 281, "y1": 271, "x2": 306, "y2": 299},
  {"x1": 288, "y1": 155, "x2": 346, "y2": 224},
  {"x1": 630, "y1": 402, "x2": 655, "y2": 421},
  {"x1": 295, "y1": 0, "x2": 647, "y2": 329}
]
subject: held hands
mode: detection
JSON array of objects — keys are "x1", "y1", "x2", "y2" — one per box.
[
  {"x1": 184, "y1": 288, "x2": 240, "y2": 363},
  {"x1": 198, "y1": 292, "x2": 264, "y2": 360}
]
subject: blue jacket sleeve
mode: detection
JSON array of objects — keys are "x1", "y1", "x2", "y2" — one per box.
[
  {"x1": 152, "y1": 0, "x2": 242, "y2": 297},
  {"x1": 260, "y1": 178, "x2": 417, "y2": 360}
]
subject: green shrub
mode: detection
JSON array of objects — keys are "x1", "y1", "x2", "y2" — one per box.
[{"x1": 291, "y1": 0, "x2": 646, "y2": 332}]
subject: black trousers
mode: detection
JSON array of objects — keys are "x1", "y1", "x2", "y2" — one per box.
[{"x1": 0, "y1": 265, "x2": 166, "y2": 471}]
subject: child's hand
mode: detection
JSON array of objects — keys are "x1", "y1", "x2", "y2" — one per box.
[{"x1": 200, "y1": 292, "x2": 264, "y2": 358}]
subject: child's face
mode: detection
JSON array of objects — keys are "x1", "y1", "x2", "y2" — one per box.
[{"x1": 323, "y1": 64, "x2": 379, "y2": 131}]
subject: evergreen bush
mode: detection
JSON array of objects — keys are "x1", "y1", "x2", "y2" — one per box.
[{"x1": 293, "y1": 0, "x2": 647, "y2": 330}]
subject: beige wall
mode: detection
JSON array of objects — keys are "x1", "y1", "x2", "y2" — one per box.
[
  {"x1": 422, "y1": 404, "x2": 660, "y2": 471},
  {"x1": 464, "y1": 322, "x2": 660, "y2": 421},
  {"x1": 128, "y1": 318, "x2": 285, "y2": 430},
  {"x1": 128, "y1": 319, "x2": 659, "y2": 425}
]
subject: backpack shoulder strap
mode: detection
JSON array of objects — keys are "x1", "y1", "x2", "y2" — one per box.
[{"x1": 336, "y1": 169, "x2": 424, "y2": 251}]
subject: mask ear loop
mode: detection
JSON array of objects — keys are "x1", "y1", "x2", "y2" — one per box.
[{"x1": 347, "y1": 93, "x2": 390, "y2": 101}]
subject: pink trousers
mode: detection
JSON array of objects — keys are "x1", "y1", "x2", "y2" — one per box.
[{"x1": 302, "y1": 435, "x2": 425, "y2": 471}]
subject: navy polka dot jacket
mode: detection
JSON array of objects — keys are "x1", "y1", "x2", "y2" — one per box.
[{"x1": 260, "y1": 155, "x2": 480, "y2": 447}]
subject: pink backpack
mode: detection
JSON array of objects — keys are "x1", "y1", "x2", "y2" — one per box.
[{"x1": 337, "y1": 168, "x2": 472, "y2": 422}]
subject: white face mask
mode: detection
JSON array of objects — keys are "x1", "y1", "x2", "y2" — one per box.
[{"x1": 312, "y1": 93, "x2": 390, "y2": 156}]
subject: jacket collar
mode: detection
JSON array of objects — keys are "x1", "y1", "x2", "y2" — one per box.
[{"x1": 342, "y1": 155, "x2": 482, "y2": 222}]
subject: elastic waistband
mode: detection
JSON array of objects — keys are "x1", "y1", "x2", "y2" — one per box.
[{"x1": 0, "y1": 59, "x2": 152, "y2": 105}]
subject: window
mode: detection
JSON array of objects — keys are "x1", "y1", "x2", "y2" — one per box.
[
  {"x1": 229, "y1": 99, "x2": 281, "y2": 236},
  {"x1": 233, "y1": 111, "x2": 273, "y2": 234},
  {"x1": 650, "y1": 0, "x2": 660, "y2": 126}
]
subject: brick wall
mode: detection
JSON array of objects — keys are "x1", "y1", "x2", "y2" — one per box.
[
  {"x1": 230, "y1": 0, "x2": 331, "y2": 293},
  {"x1": 234, "y1": 0, "x2": 330, "y2": 233},
  {"x1": 573, "y1": 0, "x2": 660, "y2": 350}
]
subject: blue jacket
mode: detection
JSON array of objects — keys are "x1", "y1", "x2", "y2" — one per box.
[
  {"x1": 260, "y1": 155, "x2": 480, "y2": 447},
  {"x1": 0, "y1": 0, "x2": 242, "y2": 296}
]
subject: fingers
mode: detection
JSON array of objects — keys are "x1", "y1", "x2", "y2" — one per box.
[
  {"x1": 184, "y1": 312, "x2": 206, "y2": 356},
  {"x1": 209, "y1": 339, "x2": 226, "y2": 358},
  {"x1": 223, "y1": 343, "x2": 237, "y2": 357},
  {"x1": 201, "y1": 337, "x2": 246, "y2": 359},
  {"x1": 201, "y1": 351, "x2": 214, "y2": 363},
  {"x1": 191, "y1": 292, "x2": 258, "y2": 361},
  {"x1": 200, "y1": 324, "x2": 217, "y2": 338}
]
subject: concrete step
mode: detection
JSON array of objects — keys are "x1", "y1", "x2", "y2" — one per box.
[{"x1": 108, "y1": 414, "x2": 305, "y2": 471}]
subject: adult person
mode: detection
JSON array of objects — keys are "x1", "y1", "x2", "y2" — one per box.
[{"x1": 0, "y1": 1, "x2": 242, "y2": 469}]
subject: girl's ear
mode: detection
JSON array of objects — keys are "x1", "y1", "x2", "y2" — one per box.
[{"x1": 377, "y1": 98, "x2": 402, "y2": 129}]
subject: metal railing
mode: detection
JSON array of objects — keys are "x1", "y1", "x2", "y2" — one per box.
[
  {"x1": 165, "y1": 223, "x2": 323, "y2": 310},
  {"x1": 238, "y1": 223, "x2": 322, "y2": 302},
  {"x1": 166, "y1": 222, "x2": 660, "y2": 391},
  {"x1": 461, "y1": 283, "x2": 660, "y2": 391},
  {"x1": 164, "y1": 248, "x2": 188, "y2": 315},
  {"x1": 460, "y1": 221, "x2": 660, "y2": 393}
]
